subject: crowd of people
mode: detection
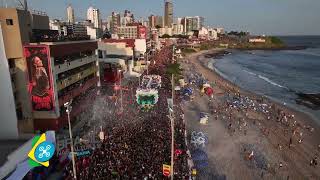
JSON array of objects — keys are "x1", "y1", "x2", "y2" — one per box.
[
  {"x1": 182, "y1": 54, "x2": 319, "y2": 178},
  {"x1": 62, "y1": 46, "x2": 190, "y2": 179}
]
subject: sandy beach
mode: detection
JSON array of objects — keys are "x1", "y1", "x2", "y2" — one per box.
[{"x1": 181, "y1": 49, "x2": 320, "y2": 180}]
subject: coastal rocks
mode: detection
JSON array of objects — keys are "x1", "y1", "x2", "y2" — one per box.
[{"x1": 296, "y1": 93, "x2": 320, "y2": 110}]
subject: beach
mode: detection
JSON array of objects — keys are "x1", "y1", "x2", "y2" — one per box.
[{"x1": 181, "y1": 49, "x2": 320, "y2": 179}]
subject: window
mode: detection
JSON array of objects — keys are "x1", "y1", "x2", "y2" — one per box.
[{"x1": 6, "y1": 19, "x2": 13, "y2": 26}]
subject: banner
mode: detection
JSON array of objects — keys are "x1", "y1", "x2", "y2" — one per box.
[{"x1": 24, "y1": 45, "x2": 54, "y2": 111}]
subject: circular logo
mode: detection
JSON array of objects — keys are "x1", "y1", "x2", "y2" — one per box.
[{"x1": 34, "y1": 141, "x2": 55, "y2": 162}]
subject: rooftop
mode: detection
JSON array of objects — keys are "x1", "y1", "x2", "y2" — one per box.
[{"x1": 0, "y1": 139, "x2": 29, "y2": 167}]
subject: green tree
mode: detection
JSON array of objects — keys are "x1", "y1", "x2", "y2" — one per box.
[
  {"x1": 270, "y1": 36, "x2": 284, "y2": 45},
  {"x1": 166, "y1": 62, "x2": 183, "y2": 82},
  {"x1": 161, "y1": 34, "x2": 171, "y2": 38}
]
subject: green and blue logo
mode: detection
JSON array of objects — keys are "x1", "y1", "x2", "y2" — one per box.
[{"x1": 28, "y1": 133, "x2": 55, "y2": 167}]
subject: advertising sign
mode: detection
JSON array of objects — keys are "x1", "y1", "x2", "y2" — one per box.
[
  {"x1": 162, "y1": 164, "x2": 171, "y2": 177},
  {"x1": 24, "y1": 45, "x2": 54, "y2": 111},
  {"x1": 138, "y1": 26, "x2": 147, "y2": 39}
]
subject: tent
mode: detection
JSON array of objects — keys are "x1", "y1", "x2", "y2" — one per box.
[
  {"x1": 191, "y1": 149, "x2": 208, "y2": 161},
  {"x1": 183, "y1": 87, "x2": 193, "y2": 96},
  {"x1": 205, "y1": 87, "x2": 214, "y2": 96}
]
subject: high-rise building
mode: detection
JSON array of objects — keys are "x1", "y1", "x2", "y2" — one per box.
[
  {"x1": 164, "y1": 0, "x2": 173, "y2": 28},
  {"x1": 110, "y1": 12, "x2": 121, "y2": 34},
  {"x1": 122, "y1": 10, "x2": 134, "y2": 26},
  {"x1": 182, "y1": 16, "x2": 204, "y2": 34},
  {"x1": 155, "y1": 16, "x2": 164, "y2": 28},
  {"x1": 66, "y1": 4, "x2": 75, "y2": 24},
  {"x1": 148, "y1": 15, "x2": 156, "y2": 28},
  {"x1": 87, "y1": 6, "x2": 101, "y2": 28}
]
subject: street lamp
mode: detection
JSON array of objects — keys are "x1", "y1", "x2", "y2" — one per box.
[
  {"x1": 172, "y1": 45, "x2": 175, "y2": 63},
  {"x1": 170, "y1": 74, "x2": 175, "y2": 180},
  {"x1": 64, "y1": 100, "x2": 77, "y2": 180}
]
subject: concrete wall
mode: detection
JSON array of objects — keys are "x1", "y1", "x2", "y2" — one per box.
[
  {"x1": 0, "y1": 23, "x2": 19, "y2": 139},
  {"x1": 0, "y1": 8, "x2": 33, "y2": 131},
  {"x1": 0, "y1": 8, "x2": 24, "y2": 59}
]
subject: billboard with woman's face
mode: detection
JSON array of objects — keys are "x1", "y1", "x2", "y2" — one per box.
[{"x1": 24, "y1": 45, "x2": 54, "y2": 111}]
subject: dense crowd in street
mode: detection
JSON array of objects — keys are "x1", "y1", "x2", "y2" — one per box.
[{"x1": 62, "y1": 46, "x2": 190, "y2": 179}]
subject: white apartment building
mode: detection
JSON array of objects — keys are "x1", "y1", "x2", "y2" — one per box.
[
  {"x1": 87, "y1": 7, "x2": 101, "y2": 28},
  {"x1": 66, "y1": 5, "x2": 75, "y2": 24},
  {"x1": 173, "y1": 24, "x2": 183, "y2": 35},
  {"x1": 118, "y1": 26, "x2": 138, "y2": 39}
]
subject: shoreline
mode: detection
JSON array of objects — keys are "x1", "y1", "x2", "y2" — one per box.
[
  {"x1": 232, "y1": 45, "x2": 307, "y2": 51},
  {"x1": 181, "y1": 48, "x2": 320, "y2": 179},
  {"x1": 201, "y1": 49, "x2": 320, "y2": 126},
  {"x1": 196, "y1": 49, "x2": 320, "y2": 131}
]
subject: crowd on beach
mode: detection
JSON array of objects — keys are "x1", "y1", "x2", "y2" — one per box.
[
  {"x1": 182, "y1": 51, "x2": 319, "y2": 178},
  {"x1": 62, "y1": 47, "x2": 190, "y2": 179}
]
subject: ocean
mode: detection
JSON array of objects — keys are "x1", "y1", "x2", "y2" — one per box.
[{"x1": 208, "y1": 36, "x2": 320, "y2": 123}]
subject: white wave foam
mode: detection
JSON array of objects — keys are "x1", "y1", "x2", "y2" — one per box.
[
  {"x1": 257, "y1": 75, "x2": 288, "y2": 89},
  {"x1": 286, "y1": 49, "x2": 320, "y2": 57},
  {"x1": 243, "y1": 69, "x2": 288, "y2": 90},
  {"x1": 243, "y1": 70, "x2": 256, "y2": 76}
]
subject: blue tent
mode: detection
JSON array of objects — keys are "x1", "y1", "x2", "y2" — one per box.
[
  {"x1": 191, "y1": 149, "x2": 208, "y2": 161},
  {"x1": 183, "y1": 87, "x2": 193, "y2": 96},
  {"x1": 194, "y1": 160, "x2": 209, "y2": 169}
]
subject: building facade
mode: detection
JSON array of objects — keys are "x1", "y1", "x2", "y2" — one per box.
[
  {"x1": 67, "y1": 22, "x2": 87, "y2": 36},
  {"x1": 0, "y1": 22, "x2": 19, "y2": 139},
  {"x1": 110, "y1": 12, "x2": 121, "y2": 34},
  {"x1": 155, "y1": 16, "x2": 164, "y2": 28},
  {"x1": 173, "y1": 23, "x2": 183, "y2": 35},
  {"x1": 0, "y1": 8, "x2": 46, "y2": 136},
  {"x1": 182, "y1": 16, "x2": 204, "y2": 34},
  {"x1": 117, "y1": 24, "x2": 147, "y2": 39},
  {"x1": 24, "y1": 40, "x2": 99, "y2": 131},
  {"x1": 148, "y1": 15, "x2": 156, "y2": 28},
  {"x1": 164, "y1": 1, "x2": 173, "y2": 28}
]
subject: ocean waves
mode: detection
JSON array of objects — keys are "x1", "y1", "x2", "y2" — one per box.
[{"x1": 242, "y1": 69, "x2": 288, "y2": 90}]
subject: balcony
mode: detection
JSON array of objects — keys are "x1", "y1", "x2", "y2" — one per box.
[
  {"x1": 54, "y1": 55, "x2": 97, "y2": 74},
  {"x1": 58, "y1": 77, "x2": 99, "y2": 107},
  {"x1": 57, "y1": 66, "x2": 97, "y2": 91}
]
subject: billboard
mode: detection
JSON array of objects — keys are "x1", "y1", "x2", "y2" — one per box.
[
  {"x1": 24, "y1": 45, "x2": 54, "y2": 111},
  {"x1": 138, "y1": 26, "x2": 147, "y2": 39}
]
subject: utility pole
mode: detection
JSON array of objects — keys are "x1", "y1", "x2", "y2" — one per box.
[
  {"x1": 146, "y1": 52, "x2": 149, "y2": 75},
  {"x1": 118, "y1": 70, "x2": 123, "y2": 113},
  {"x1": 64, "y1": 100, "x2": 77, "y2": 180},
  {"x1": 172, "y1": 45, "x2": 175, "y2": 63},
  {"x1": 170, "y1": 73, "x2": 174, "y2": 180}
]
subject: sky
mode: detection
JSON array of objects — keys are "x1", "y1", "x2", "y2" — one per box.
[{"x1": 5, "y1": 0, "x2": 320, "y2": 35}]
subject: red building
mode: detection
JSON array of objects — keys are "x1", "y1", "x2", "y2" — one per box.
[{"x1": 23, "y1": 40, "x2": 99, "y2": 131}]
